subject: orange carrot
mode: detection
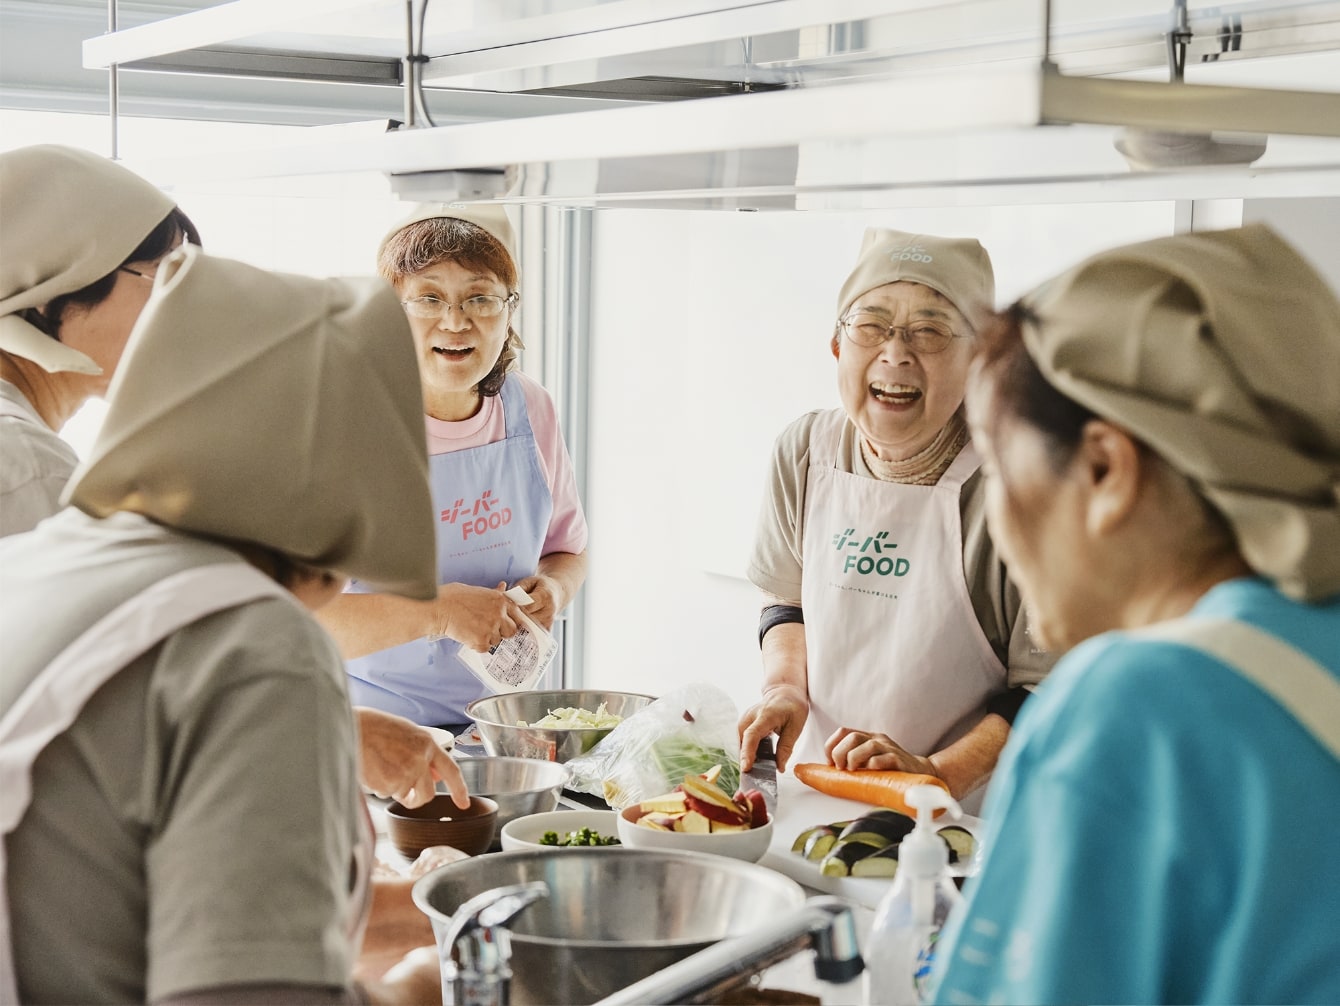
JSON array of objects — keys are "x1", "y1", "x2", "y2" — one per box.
[{"x1": 792, "y1": 763, "x2": 950, "y2": 819}]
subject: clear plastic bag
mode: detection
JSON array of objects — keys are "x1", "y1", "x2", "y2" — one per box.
[{"x1": 564, "y1": 682, "x2": 742, "y2": 809}]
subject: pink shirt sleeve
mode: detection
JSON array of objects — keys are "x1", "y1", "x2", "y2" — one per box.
[{"x1": 512, "y1": 373, "x2": 589, "y2": 556}]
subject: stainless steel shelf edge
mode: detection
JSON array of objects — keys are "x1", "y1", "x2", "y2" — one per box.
[{"x1": 123, "y1": 67, "x2": 1340, "y2": 206}]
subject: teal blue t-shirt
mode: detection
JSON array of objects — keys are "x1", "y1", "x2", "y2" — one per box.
[{"x1": 931, "y1": 577, "x2": 1340, "y2": 1005}]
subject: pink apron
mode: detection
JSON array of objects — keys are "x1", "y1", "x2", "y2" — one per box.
[
  {"x1": 797, "y1": 411, "x2": 1006, "y2": 813},
  {"x1": 0, "y1": 562, "x2": 372, "y2": 1003}
]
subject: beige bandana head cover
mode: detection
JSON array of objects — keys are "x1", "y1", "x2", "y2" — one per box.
[
  {"x1": 64, "y1": 245, "x2": 438, "y2": 599},
  {"x1": 0, "y1": 144, "x2": 175, "y2": 374},
  {"x1": 379, "y1": 201, "x2": 519, "y2": 274},
  {"x1": 1020, "y1": 223, "x2": 1340, "y2": 602},
  {"x1": 837, "y1": 228, "x2": 996, "y2": 325}
]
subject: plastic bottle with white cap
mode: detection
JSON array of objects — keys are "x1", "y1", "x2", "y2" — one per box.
[{"x1": 863, "y1": 785, "x2": 964, "y2": 1005}]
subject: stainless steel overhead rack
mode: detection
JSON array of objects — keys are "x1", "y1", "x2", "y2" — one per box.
[{"x1": 83, "y1": 0, "x2": 1340, "y2": 208}]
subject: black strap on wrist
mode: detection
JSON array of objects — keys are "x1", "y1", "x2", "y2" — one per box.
[{"x1": 758, "y1": 604, "x2": 804, "y2": 647}]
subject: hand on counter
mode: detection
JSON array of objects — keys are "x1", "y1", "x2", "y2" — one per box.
[
  {"x1": 357, "y1": 945, "x2": 441, "y2": 1006},
  {"x1": 357, "y1": 708, "x2": 469, "y2": 810},
  {"x1": 823, "y1": 727, "x2": 936, "y2": 776}
]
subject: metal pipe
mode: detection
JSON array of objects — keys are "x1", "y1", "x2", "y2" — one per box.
[
  {"x1": 402, "y1": 0, "x2": 415, "y2": 127},
  {"x1": 593, "y1": 896, "x2": 863, "y2": 1006},
  {"x1": 108, "y1": 0, "x2": 119, "y2": 159}
]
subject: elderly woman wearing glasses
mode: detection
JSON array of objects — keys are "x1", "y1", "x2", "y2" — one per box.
[
  {"x1": 738, "y1": 228, "x2": 1051, "y2": 813},
  {"x1": 317, "y1": 203, "x2": 589, "y2": 729},
  {"x1": 0, "y1": 145, "x2": 199, "y2": 539}
]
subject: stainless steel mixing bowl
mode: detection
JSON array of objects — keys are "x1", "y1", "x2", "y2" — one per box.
[
  {"x1": 465, "y1": 689, "x2": 655, "y2": 763},
  {"x1": 449, "y1": 756, "x2": 568, "y2": 834},
  {"x1": 412, "y1": 847, "x2": 806, "y2": 1005}
]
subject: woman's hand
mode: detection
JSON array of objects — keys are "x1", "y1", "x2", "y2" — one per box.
[
  {"x1": 511, "y1": 573, "x2": 561, "y2": 630},
  {"x1": 738, "y1": 683, "x2": 809, "y2": 773},
  {"x1": 431, "y1": 581, "x2": 521, "y2": 652},
  {"x1": 356, "y1": 708, "x2": 469, "y2": 809},
  {"x1": 824, "y1": 727, "x2": 938, "y2": 776}
]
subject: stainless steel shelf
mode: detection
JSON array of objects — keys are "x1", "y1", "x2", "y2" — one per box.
[{"x1": 81, "y1": 0, "x2": 1340, "y2": 208}]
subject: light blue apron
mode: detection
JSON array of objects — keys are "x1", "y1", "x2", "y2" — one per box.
[{"x1": 346, "y1": 376, "x2": 553, "y2": 726}]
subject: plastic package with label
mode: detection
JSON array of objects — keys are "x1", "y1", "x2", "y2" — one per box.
[{"x1": 564, "y1": 682, "x2": 742, "y2": 809}]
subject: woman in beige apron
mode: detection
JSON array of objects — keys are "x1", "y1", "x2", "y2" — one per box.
[
  {"x1": 742, "y1": 229, "x2": 1050, "y2": 813},
  {"x1": 933, "y1": 224, "x2": 1340, "y2": 1005},
  {"x1": 0, "y1": 248, "x2": 443, "y2": 1005},
  {"x1": 0, "y1": 143, "x2": 459, "y2": 815}
]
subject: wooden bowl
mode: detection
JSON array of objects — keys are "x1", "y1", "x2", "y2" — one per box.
[{"x1": 385, "y1": 794, "x2": 498, "y2": 859}]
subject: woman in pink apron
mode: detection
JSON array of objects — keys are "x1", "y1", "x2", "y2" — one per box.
[
  {"x1": 0, "y1": 248, "x2": 452, "y2": 1004},
  {"x1": 934, "y1": 226, "x2": 1340, "y2": 1004},
  {"x1": 321, "y1": 203, "x2": 589, "y2": 729},
  {"x1": 740, "y1": 229, "x2": 1052, "y2": 814}
]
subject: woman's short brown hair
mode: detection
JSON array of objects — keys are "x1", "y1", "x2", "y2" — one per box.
[{"x1": 378, "y1": 216, "x2": 523, "y2": 398}]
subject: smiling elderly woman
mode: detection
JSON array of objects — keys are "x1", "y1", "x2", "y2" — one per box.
[
  {"x1": 317, "y1": 203, "x2": 589, "y2": 729},
  {"x1": 932, "y1": 224, "x2": 1340, "y2": 1005},
  {"x1": 738, "y1": 229, "x2": 1052, "y2": 813}
]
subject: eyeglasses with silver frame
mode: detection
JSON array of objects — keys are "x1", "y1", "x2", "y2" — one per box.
[
  {"x1": 401, "y1": 292, "x2": 519, "y2": 321},
  {"x1": 838, "y1": 311, "x2": 967, "y2": 354}
]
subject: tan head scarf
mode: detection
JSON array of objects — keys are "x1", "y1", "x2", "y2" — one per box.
[
  {"x1": 1020, "y1": 223, "x2": 1340, "y2": 602},
  {"x1": 378, "y1": 201, "x2": 519, "y2": 274},
  {"x1": 837, "y1": 228, "x2": 995, "y2": 325},
  {"x1": 64, "y1": 245, "x2": 438, "y2": 600},
  {"x1": 0, "y1": 144, "x2": 176, "y2": 374}
]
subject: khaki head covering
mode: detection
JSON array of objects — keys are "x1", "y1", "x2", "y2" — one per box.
[
  {"x1": 0, "y1": 144, "x2": 176, "y2": 374},
  {"x1": 378, "y1": 201, "x2": 519, "y2": 275},
  {"x1": 1020, "y1": 223, "x2": 1340, "y2": 602},
  {"x1": 64, "y1": 245, "x2": 438, "y2": 600},
  {"x1": 837, "y1": 228, "x2": 995, "y2": 326}
]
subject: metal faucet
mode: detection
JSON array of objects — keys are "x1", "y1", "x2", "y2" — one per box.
[
  {"x1": 437, "y1": 880, "x2": 549, "y2": 1006},
  {"x1": 592, "y1": 895, "x2": 864, "y2": 1005}
]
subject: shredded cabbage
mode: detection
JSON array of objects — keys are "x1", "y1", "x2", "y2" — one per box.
[{"x1": 525, "y1": 702, "x2": 623, "y2": 729}]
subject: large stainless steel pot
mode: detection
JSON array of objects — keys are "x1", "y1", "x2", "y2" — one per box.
[{"x1": 412, "y1": 847, "x2": 806, "y2": 1005}]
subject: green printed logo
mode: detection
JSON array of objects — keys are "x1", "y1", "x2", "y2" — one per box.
[{"x1": 831, "y1": 528, "x2": 910, "y2": 576}]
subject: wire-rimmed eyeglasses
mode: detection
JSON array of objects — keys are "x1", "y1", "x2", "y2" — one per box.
[
  {"x1": 401, "y1": 292, "x2": 518, "y2": 321},
  {"x1": 838, "y1": 311, "x2": 967, "y2": 354}
]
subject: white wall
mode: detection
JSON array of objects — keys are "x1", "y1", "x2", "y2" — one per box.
[{"x1": 577, "y1": 201, "x2": 1178, "y2": 714}]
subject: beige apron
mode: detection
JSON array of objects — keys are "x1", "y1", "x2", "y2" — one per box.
[
  {"x1": 0, "y1": 562, "x2": 373, "y2": 1004},
  {"x1": 797, "y1": 412, "x2": 1006, "y2": 813}
]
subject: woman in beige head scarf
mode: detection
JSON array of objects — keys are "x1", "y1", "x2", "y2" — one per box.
[
  {"x1": 0, "y1": 143, "x2": 454, "y2": 818},
  {"x1": 0, "y1": 246, "x2": 463, "y2": 1004},
  {"x1": 933, "y1": 224, "x2": 1340, "y2": 1005},
  {"x1": 0, "y1": 144, "x2": 198, "y2": 537},
  {"x1": 739, "y1": 228, "x2": 1052, "y2": 815}
]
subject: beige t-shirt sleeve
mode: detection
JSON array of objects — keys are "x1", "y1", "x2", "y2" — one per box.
[
  {"x1": 747, "y1": 410, "x2": 825, "y2": 605},
  {"x1": 145, "y1": 601, "x2": 363, "y2": 1001},
  {"x1": 748, "y1": 410, "x2": 1055, "y2": 688}
]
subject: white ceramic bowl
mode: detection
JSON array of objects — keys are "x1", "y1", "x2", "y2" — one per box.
[
  {"x1": 616, "y1": 806, "x2": 773, "y2": 863},
  {"x1": 499, "y1": 809, "x2": 623, "y2": 851}
]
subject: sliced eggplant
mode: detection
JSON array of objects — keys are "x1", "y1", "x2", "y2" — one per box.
[
  {"x1": 818, "y1": 839, "x2": 883, "y2": 877},
  {"x1": 839, "y1": 811, "x2": 915, "y2": 846},
  {"x1": 802, "y1": 828, "x2": 841, "y2": 862},
  {"x1": 937, "y1": 826, "x2": 976, "y2": 865},
  {"x1": 790, "y1": 825, "x2": 835, "y2": 855},
  {"x1": 850, "y1": 845, "x2": 901, "y2": 878}
]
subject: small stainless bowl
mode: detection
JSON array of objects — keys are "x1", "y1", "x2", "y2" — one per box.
[
  {"x1": 465, "y1": 689, "x2": 655, "y2": 764},
  {"x1": 450, "y1": 756, "x2": 568, "y2": 834}
]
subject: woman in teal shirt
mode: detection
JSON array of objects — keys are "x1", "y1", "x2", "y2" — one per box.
[{"x1": 930, "y1": 225, "x2": 1340, "y2": 1005}]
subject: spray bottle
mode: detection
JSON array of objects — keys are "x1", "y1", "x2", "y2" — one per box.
[{"x1": 863, "y1": 785, "x2": 964, "y2": 1006}]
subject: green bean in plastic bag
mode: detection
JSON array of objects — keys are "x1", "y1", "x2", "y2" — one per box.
[{"x1": 563, "y1": 682, "x2": 741, "y2": 809}]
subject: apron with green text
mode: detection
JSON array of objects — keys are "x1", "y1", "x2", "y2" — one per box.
[{"x1": 797, "y1": 411, "x2": 1005, "y2": 812}]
